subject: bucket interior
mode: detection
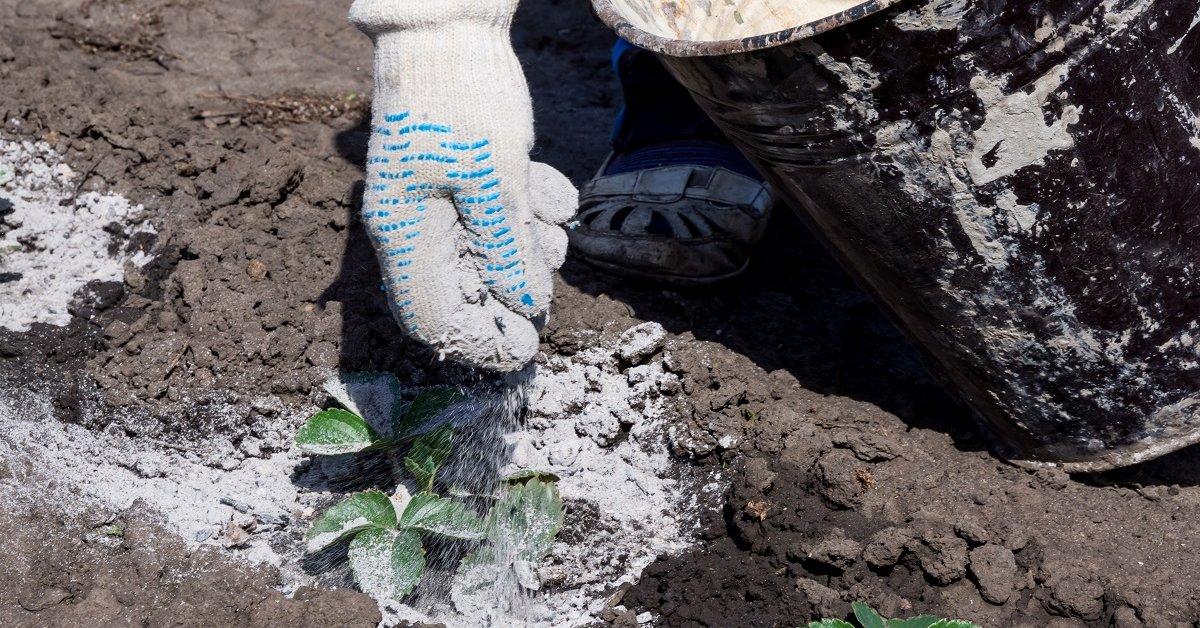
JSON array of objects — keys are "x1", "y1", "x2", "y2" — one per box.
[{"x1": 608, "y1": 0, "x2": 867, "y2": 42}]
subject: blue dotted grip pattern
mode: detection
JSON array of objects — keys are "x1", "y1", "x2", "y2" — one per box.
[{"x1": 365, "y1": 111, "x2": 534, "y2": 333}]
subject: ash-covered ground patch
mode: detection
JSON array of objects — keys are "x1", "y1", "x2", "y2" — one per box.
[
  {"x1": 0, "y1": 139, "x2": 154, "y2": 332},
  {"x1": 0, "y1": 326, "x2": 712, "y2": 627}
]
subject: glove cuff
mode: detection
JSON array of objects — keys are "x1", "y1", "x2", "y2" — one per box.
[
  {"x1": 361, "y1": 19, "x2": 533, "y2": 151},
  {"x1": 349, "y1": 0, "x2": 519, "y2": 36}
]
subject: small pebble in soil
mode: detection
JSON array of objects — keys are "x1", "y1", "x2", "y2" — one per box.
[
  {"x1": 246, "y1": 259, "x2": 268, "y2": 281},
  {"x1": 220, "y1": 496, "x2": 252, "y2": 513},
  {"x1": 254, "y1": 513, "x2": 290, "y2": 529}
]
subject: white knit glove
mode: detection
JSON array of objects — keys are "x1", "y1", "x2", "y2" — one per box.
[{"x1": 349, "y1": 0, "x2": 574, "y2": 372}]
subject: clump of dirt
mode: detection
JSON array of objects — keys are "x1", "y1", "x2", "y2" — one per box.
[{"x1": 49, "y1": 0, "x2": 181, "y2": 66}]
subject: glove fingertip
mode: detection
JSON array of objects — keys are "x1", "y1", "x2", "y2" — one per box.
[
  {"x1": 536, "y1": 220, "x2": 569, "y2": 271},
  {"x1": 446, "y1": 302, "x2": 540, "y2": 372},
  {"x1": 529, "y1": 161, "x2": 578, "y2": 225}
]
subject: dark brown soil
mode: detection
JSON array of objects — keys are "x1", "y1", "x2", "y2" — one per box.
[
  {"x1": 0, "y1": 500, "x2": 380, "y2": 627},
  {"x1": 1, "y1": 0, "x2": 1199, "y2": 626}
]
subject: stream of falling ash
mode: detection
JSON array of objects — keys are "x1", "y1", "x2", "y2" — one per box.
[{"x1": 406, "y1": 366, "x2": 540, "y2": 626}]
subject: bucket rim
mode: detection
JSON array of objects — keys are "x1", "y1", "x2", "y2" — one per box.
[{"x1": 590, "y1": 0, "x2": 905, "y2": 57}]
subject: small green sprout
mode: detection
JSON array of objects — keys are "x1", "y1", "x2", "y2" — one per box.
[
  {"x1": 810, "y1": 602, "x2": 980, "y2": 628},
  {"x1": 403, "y1": 424, "x2": 453, "y2": 493}
]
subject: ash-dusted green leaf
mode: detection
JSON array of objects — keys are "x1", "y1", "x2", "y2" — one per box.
[
  {"x1": 348, "y1": 527, "x2": 425, "y2": 600},
  {"x1": 886, "y1": 617, "x2": 941, "y2": 628},
  {"x1": 459, "y1": 545, "x2": 496, "y2": 571},
  {"x1": 853, "y1": 603, "x2": 887, "y2": 628},
  {"x1": 454, "y1": 479, "x2": 565, "y2": 596},
  {"x1": 404, "y1": 458, "x2": 438, "y2": 494},
  {"x1": 455, "y1": 545, "x2": 501, "y2": 595},
  {"x1": 926, "y1": 621, "x2": 979, "y2": 628},
  {"x1": 395, "y1": 387, "x2": 465, "y2": 436},
  {"x1": 295, "y1": 408, "x2": 378, "y2": 455},
  {"x1": 808, "y1": 621, "x2": 855, "y2": 628},
  {"x1": 398, "y1": 492, "x2": 484, "y2": 540},
  {"x1": 487, "y1": 478, "x2": 563, "y2": 562},
  {"x1": 306, "y1": 490, "x2": 396, "y2": 552},
  {"x1": 403, "y1": 425, "x2": 454, "y2": 492},
  {"x1": 324, "y1": 371, "x2": 404, "y2": 435},
  {"x1": 504, "y1": 469, "x2": 561, "y2": 485}
]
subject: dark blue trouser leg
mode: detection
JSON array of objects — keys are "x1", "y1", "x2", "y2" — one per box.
[{"x1": 607, "y1": 39, "x2": 760, "y2": 179}]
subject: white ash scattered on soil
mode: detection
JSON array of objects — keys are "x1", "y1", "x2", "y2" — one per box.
[
  {"x1": 0, "y1": 138, "x2": 155, "y2": 332},
  {"x1": 440, "y1": 322, "x2": 712, "y2": 627},
  {"x1": 0, "y1": 391, "x2": 310, "y2": 571},
  {"x1": 0, "y1": 318, "x2": 713, "y2": 627}
]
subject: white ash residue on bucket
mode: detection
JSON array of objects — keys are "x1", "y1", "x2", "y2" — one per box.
[
  {"x1": 0, "y1": 137, "x2": 155, "y2": 332},
  {"x1": 610, "y1": 0, "x2": 865, "y2": 43}
]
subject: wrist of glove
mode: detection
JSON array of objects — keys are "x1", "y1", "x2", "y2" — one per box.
[
  {"x1": 349, "y1": 0, "x2": 519, "y2": 32},
  {"x1": 349, "y1": 0, "x2": 575, "y2": 372}
]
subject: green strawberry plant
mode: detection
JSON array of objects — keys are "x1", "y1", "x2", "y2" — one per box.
[
  {"x1": 295, "y1": 382, "x2": 564, "y2": 600},
  {"x1": 458, "y1": 470, "x2": 564, "y2": 591},
  {"x1": 810, "y1": 602, "x2": 980, "y2": 628},
  {"x1": 295, "y1": 385, "x2": 465, "y2": 456},
  {"x1": 306, "y1": 484, "x2": 484, "y2": 599}
]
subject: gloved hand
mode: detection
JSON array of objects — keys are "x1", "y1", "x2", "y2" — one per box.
[{"x1": 349, "y1": 0, "x2": 575, "y2": 372}]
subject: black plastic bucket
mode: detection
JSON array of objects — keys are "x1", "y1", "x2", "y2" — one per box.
[{"x1": 592, "y1": 0, "x2": 1200, "y2": 470}]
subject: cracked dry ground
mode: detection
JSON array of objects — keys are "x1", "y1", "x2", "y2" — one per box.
[{"x1": 2, "y1": 0, "x2": 1200, "y2": 626}]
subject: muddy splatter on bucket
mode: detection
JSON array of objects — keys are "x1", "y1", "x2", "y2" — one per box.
[{"x1": 593, "y1": 0, "x2": 1200, "y2": 471}]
